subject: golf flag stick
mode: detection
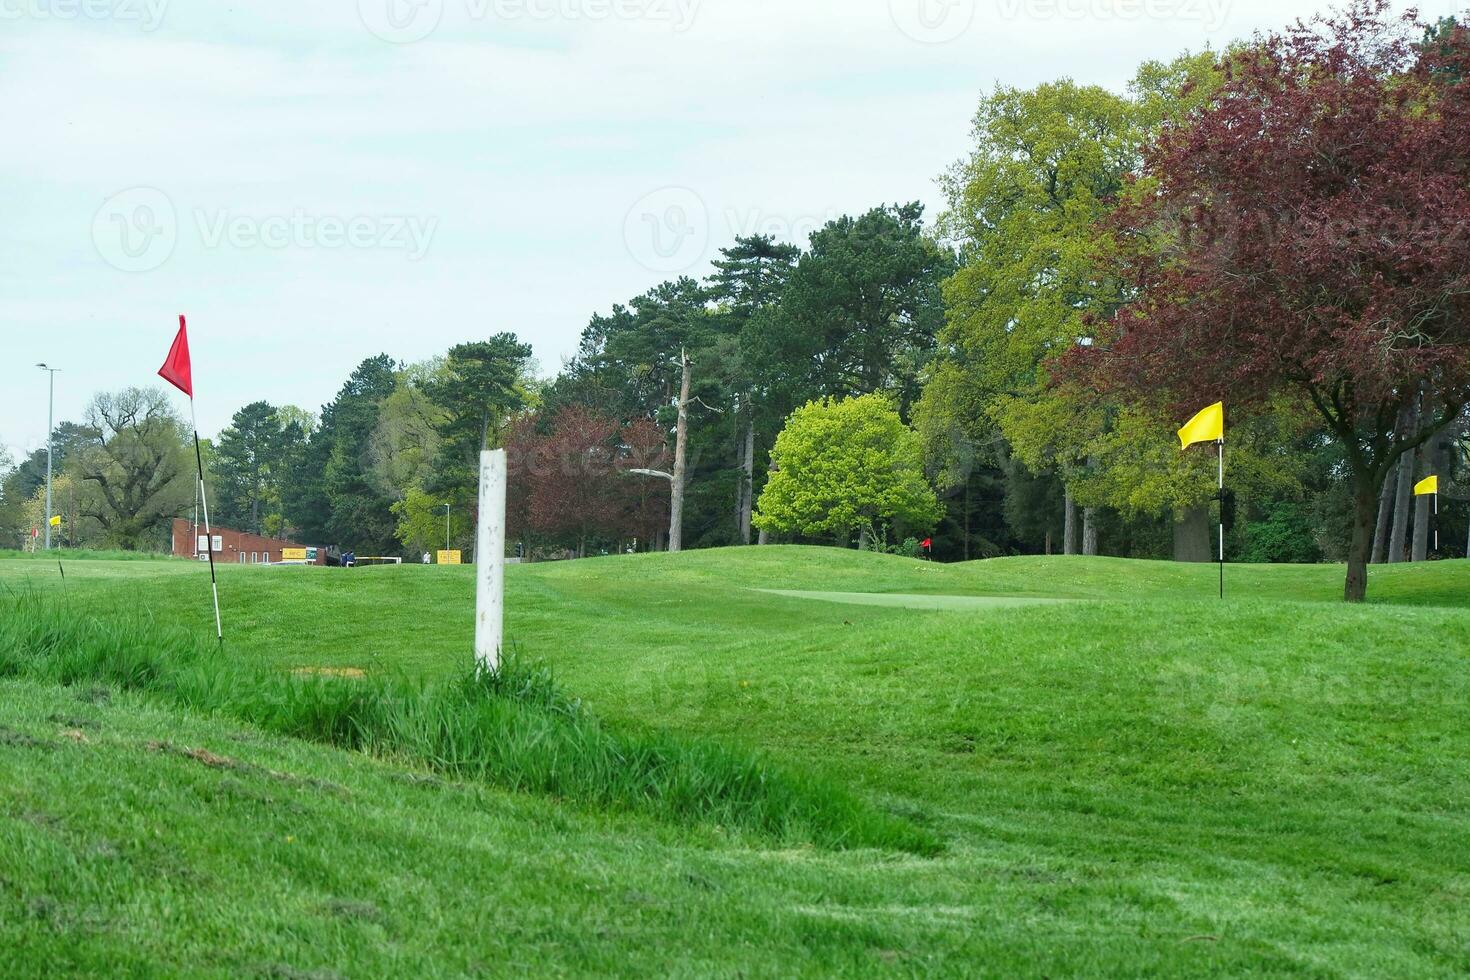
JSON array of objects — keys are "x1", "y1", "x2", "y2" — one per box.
[
  {"x1": 50, "y1": 517, "x2": 64, "y2": 581},
  {"x1": 1178, "y1": 402, "x2": 1226, "y2": 599},
  {"x1": 1414, "y1": 476, "x2": 1440, "y2": 555},
  {"x1": 191, "y1": 399, "x2": 223, "y2": 645},
  {"x1": 1218, "y1": 438, "x2": 1225, "y2": 600},
  {"x1": 160, "y1": 316, "x2": 223, "y2": 646}
]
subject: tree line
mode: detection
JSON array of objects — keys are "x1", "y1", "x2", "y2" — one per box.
[{"x1": 2, "y1": 2, "x2": 1467, "y2": 599}]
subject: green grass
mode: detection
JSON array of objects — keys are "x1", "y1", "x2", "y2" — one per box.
[
  {"x1": 3, "y1": 547, "x2": 1469, "y2": 976},
  {"x1": 0, "y1": 594, "x2": 923, "y2": 854},
  {"x1": 756, "y1": 588, "x2": 1071, "y2": 609},
  {"x1": 0, "y1": 548, "x2": 180, "y2": 562}
]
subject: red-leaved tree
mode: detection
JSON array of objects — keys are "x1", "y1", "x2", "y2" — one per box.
[
  {"x1": 531, "y1": 406, "x2": 624, "y2": 557},
  {"x1": 619, "y1": 417, "x2": 672, "y2": 548},
  {"x1": 504, "y1": 406, "x2": 625, "y2": 557},
  {"x1": 503, "y1": 412, "x2": 540, "y2": 547},
  {"x1": 1084, "y1": 2, "x2": 1470, "y2": 601}
]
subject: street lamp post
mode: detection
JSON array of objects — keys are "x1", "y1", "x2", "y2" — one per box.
[{"x1": 35, "y1": 364, "x2": 58, "y2": 550}]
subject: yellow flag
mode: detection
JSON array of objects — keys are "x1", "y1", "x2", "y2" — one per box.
[
  {"x1": 1178, "y1": 402, "x2": 1224, "y2": 449},
  {"x1": 48, "y1": 515, "x2": 61, "y2": 527},
  {"x1": 1414, "y1": 475, "x2": 1439, "y2": 496}
]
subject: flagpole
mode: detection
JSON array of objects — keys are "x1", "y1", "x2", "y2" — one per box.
[
  {"x1": 1218, "y1": 437, "x2": 1225, "y2": 600},
  {"x1": 189, "y1": 396, "x2": 223, "y2": 646}
]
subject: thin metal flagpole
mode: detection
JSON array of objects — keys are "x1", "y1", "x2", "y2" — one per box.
[
  {"x1": 190, "y1": 397, "x2": 223, "y2": 646},
  {"x1": 1218, "y1": 437, "x2": 1225, "y2": 600}
]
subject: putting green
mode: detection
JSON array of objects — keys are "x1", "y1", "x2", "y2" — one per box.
[{"x1": 755, "y1": 588, "x2": 1071, "y2": 610}]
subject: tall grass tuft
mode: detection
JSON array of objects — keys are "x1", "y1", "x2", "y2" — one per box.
[{"x1": 0, "y1": 594, "x2": 937, "y2": 854}]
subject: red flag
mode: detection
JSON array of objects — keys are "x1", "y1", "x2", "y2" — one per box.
[
  {"x1": 158, "y1": 315, "x2": 193, "y2": 397},
  {"x1": 921, "y1": 538, "x2": 933, "y2": 550}
]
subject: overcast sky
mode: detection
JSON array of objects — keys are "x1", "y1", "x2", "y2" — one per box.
[{"x1": 0, "y1": 0, "x2": 1453, "y2": 462}]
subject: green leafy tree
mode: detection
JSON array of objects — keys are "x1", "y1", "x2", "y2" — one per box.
[
  {"x1": 411, "y1": 336, "x2": 536, "y2": 556},
  {"x1": 565, "y1": 278, "x2": 717, "y2": 419},
  {"x1": 0, "y1": 423, "x2": 94, "y2": 546},
  {"x1": 391, "y1": 484, "x2": 470, "y2": 558},
  {"x1": 367, "y1": 360, "x2": 448, "y2": 501},
  {"x1": 72, "y1": 388, "x2": 193, "y2": 550},
  {"x1": 754, "y1": 394, "x2": 941, "y2": 545},
  {"x1": 711, "y1": 235, "x2": 801, "y2": 542},
  {"x1": 317, "y1": 355, "x2": 400, "y2": 553},
  {"x1": 917, "y1": 55, "x2": 1221, "y2": 554},
  {"x1": 556, "y1": 277, "x2": 746, "y2": 549},
  {"x1": 283, "y1": 424, "x2": 334, "y2": 545},
  {"x1": 213, "y1": 401, "x2": 285, "y2": 535},
  {"x1": 425, "y1": 334, "x2": 536, "y2": 487},
  {"x1": 753, "y1": 204, "x2": 950, "y2": 413}
]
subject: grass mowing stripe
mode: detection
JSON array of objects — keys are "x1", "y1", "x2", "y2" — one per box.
[
  {"x1": 0, "y1": 594, "x2": 935, "y2": 854},
  {"x1": 756, "y1": 589, "x2": 1073, "y2": 610},
  {"x1": 0, "y1": 548, "x2": 180, "y2": 562}
]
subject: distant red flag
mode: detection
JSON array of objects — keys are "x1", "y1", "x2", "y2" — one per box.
[
  {"x1": 158, "y1": 315, "x2": 193, "y2": 397},
  {"x1": 921, "y1": 538, "x2": 933, "y2": 550}
]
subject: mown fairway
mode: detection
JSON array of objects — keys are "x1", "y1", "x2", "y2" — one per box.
[{"x1": 2, "y1": 548, "x2": 1468, "y2": 977}]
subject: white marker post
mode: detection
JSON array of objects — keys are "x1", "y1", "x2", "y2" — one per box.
[{"x1": 475, "y1": 449, "x2": 507, "y2": 673}]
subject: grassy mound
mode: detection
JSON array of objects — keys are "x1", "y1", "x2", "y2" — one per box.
[
  {"x1": 4, "y1": 548, "x2": 1469, "y2": 974},
  {"x1": 3, "y1": 677, "x2": 950, "y2": 977},
  {"x1": 0, "y1": 594, "x2": 933, "y2": 854}
]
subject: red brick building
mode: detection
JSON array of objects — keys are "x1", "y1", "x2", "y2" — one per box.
[{"x1": 170, "y1": 519, "x2": 324, "y2": 565}]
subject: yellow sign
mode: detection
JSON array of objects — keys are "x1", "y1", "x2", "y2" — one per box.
[
  {"x1": 437, "y1": 550, "x2": 463, "y2": 565},
  {"x1": 281, "y1": 548, "x2": 309, "y2": 561}
]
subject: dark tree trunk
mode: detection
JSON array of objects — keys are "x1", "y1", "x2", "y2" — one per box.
[
  {"x1": 754, "y1": 456, "x2": 773, "y2": 546},
  {"x1": 1173, "y1": 504, "x2": 1213, "y2": 562},
  {"x1": 1082, "y1": 507, "x2": 1099, "y2": 556},
  {"x1": 1063, "y1": 490, "x2": 1078, "y2": 555},
  {"x1": 1387, "y1": 398, "x2": 1421, "y2": 562},
  {"x1": 962, "y1": 479, "x2": 971, "y2": 561},
  {"x1": 669, "y1": 350, "x2": 691, "y2": 553},
  {"x1": 738, "y1": 413, "x2": 754, "y2": 545},
  {"x1": 1345, "y1": 479, "x2": 1379, "y2": 602},
  {"x1": 1411, "y1": 468, "x2": 1432, "y2": 562},
  {"x1": 1370, "y1": 465, "x2": 1395, "y2": 564}
]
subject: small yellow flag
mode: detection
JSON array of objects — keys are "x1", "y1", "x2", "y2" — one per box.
[
  {"x1": 48, "y1": 515, "x2": 61, "y2": 527},
  {"x1": 1414, "y1": 475, "x2": 1439, "y2": 496},
  {"x1": 1178, "y1": 402, "x2": 1224, "y2": 449}
]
